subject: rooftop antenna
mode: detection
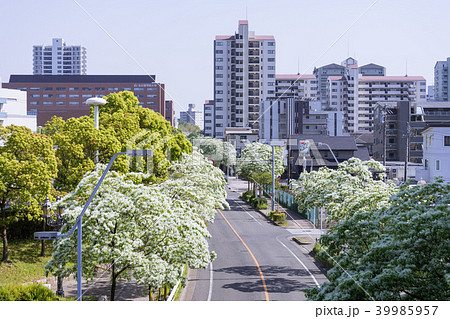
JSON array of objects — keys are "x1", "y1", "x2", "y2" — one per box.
[
  {"x1": 405, "y1": 58, "x2": 408, "y2": 77},
  {"x1": 297, "y1": 56, "x2": 300, "y2": 75}
]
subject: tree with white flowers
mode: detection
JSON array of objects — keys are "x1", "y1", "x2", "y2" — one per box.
[
  {"x1": 291, "y1": 158, "x2": 398, "y2": 222},
  {"x1": 192, "y1": 137, "x2": 236, "y2": 169},
  {"x1": 306, "y1": 179, "x2": 450, "y2": 301},
  {"x1": 236, "y1": 142, "x2": 284, "y2": 195},
  {"x1": 45, "y1": 151, "x2": 227, "y2": 301}
]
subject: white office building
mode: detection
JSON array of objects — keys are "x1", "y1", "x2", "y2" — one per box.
[
  {"x1": 0, "y1": 88, "x2": 37, "y2": 131},
  {"x1": 213, "y1": 20, "x2": 276, "y2": 141},
  {"x1": 416, "y1": 125, "x2": 450, "y2": 183},
  {"x1": 180, "y1": 103, "x2": 203, "y2": 130},
  {"x1": 33, "y1": 38, "x2": 87, "y2": 75}
]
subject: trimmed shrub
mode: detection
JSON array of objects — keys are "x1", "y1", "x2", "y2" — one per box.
[
  {"x1": 0, "y1": 283, "x2": 58, "y2": 301},
  {"x1": 268, "y1": 211, "x2": 287, "y2": 225}
]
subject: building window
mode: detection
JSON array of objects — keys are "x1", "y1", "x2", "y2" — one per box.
[
  {"x1": 147, "y1": 94, "x2": 157, "y2": 98},
  {"x1": 95, "y1": 87, "x2": 105, "y2": 91},
  {"x1": 216, "y1": 58, "x2": 223, "y2": 62},
  {"x1": 147, "y1": 101, "x2": 156, "y2": 105},
  {"x1": 30, "y1": 101, "x2": 39, "y2": 105},
  {"x1": 69, "y1": 102, "x2": 79, "y2": 105},
  {"x1": 216, "y1": 42, "x2": 224, "y2": 46},
  {"x1": 69, "y1": 94, "x2": 79, "y2": 98},
  {"x1": 30, "y1": 87, "x2": 40, "y2": 91},
  {"x1": 43, "y1": 87, "x2": 53, "y2": 91},
  {"x1": 216, "y1": 66, "x2": 223, "y2": 70},
  {"x1": 268, "y1": 58, "x2": 275, "y2": 62},
  {"x1": 267, "y1": 50, "x2": 275, "y2": 54},
  {"x1": 56, "y1": 94, "x2": 66, "y2": 98},
  {"x1": 444, "y1": 136, "x2": 450, "y2": 146},
  {"x1": 56, "y1": 101, "x2": 65, "y2": 105},
  {"x1": 108, "y1": 88, "x2": 119, "y2": 91},
  {"x1": 216, "y1": 82, "x2": 223, "y2": 86},
  {"x1": 43, "y1": 102, "x2": 52, "y2": 105},
  {"x1": 69, "y1": 87, "x2": 79, "y2": 91},
  {"x1": 147, "y1": 87, "x2": 157, "y2": 91},
  {"x1": 82, "y1": 88, "x2": 91, "y2": 91},
  {"x1": 30, "y1": 94, "x2": 40, "y2": 98},
  {"x1": 268, "y1": 42, "x2": 275, "y2": 46},
  {"x1": 436, "y1": 160, "x2": 440, "y2": 171},
  {"x1": 82, "y1": 94, "x2": 92, "y2": 98}
]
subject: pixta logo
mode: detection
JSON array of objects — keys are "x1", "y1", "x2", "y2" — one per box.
[{"x1": 126, "y1": 129, "x2": 172, "y2": 174}]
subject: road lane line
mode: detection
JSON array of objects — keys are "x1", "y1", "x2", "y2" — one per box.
[
  {"x1": 232, "y1": 199, "x2": 262, "y2": 226},
  {"x1": 276, "y1": 236, "x2": 320, "y2": 287},
  {"x1": 216, "y1": 208, "x2": 270, "y2": 301},
  {"x1": 207, "y1": 262, "x2": 213, "y2": 301}
]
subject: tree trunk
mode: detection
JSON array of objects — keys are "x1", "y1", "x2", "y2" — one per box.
[
  {"x1": 110, "y1": 262, "x2": 116, "y2": 301},
  {"x1": 164, "y1": 285, "x2": 168, "y2": 300},
  {"x1": 1, "y1": 224, "x2": 9, "y2": 263},
  {"x1": 148, "y1": 286, "x2": 153, "y2": 301}
]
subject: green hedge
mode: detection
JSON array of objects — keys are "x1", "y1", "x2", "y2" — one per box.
[
  {"x1": 0, "y1": 283, "x2": 58, "y2": 301},
  {"x1": 268, "y1": 211, "x2": 287, "y2": 226},
  {"x1": 242, "y1": 192, "x2": 268, "y2": 210}
]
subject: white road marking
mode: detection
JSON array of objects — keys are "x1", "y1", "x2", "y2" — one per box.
[
  {"x1": 276, "y1": 236, "x2": 320, "y2": 287},
  {"x1": 232, "y1": 199, "x2": 262, "y2": 226},
  {"x1": 207, "y1": 262, "x2": 213, "y2": 301}
]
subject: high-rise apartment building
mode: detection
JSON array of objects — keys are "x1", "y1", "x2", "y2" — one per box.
[
  {"x1": 434, "y1": 57, "x2": 449, "y2": 101},
  {"x1": 275, "y1": 74, "x2": 318, "y2": 100},
  {"x1": 203, "y1": 100, "x2": 214, "y2": 136},
  {"x1": 213, "y1": 20, "x2": 276, "y2": 140},
  {"x1": 33, "y1": 38, "x2": 87, "y2": 75}
]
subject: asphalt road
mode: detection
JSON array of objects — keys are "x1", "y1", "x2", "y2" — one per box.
[{"x1": 182, "y1": 180, "x2": 328, "y2": 301}]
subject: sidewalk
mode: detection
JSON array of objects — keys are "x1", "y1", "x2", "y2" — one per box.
[{"x1": 34, "y1": 267, "x2": 149, "y2": 301}]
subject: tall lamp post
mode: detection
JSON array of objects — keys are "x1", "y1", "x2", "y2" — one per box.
[
  {"x1": 34, "y1": 150, "x2": 152, "y2": 301},
  {"x1": 86, "y1": 97, "x2": 107, "y2": 164},
  {"x1": 318, "y1": 142, "x2": 339, "y2": 166}
]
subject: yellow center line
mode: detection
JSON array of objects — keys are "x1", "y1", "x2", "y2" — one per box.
[{"x1": 216, "y1": 208, "x2": 270, "y2": 301}]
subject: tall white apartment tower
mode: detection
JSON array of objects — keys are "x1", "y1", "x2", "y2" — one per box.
[
  {"x1": 33, "y1": 38, "x2": 87, "y2": 75},
  {"x1": 213, "y1": 20, "x2": 276, "y2": 139}
]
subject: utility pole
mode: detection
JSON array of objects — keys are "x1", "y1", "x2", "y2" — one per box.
[
  {"x1": 382, "y1": 106, "x2": 387, "y2": 167},
  {"x1": 404, "y1": 122, "x2": 411, "y2": 182},
  {"x1": 287, "y1": 100, "x2": 291, "y2": 186}
]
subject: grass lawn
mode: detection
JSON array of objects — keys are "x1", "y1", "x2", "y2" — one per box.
[{"x1": 0, "y1": 240, "x2": 53, "y2": 286}]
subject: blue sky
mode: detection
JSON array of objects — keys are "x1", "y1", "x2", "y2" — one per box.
[{"x1": 1, "y1": 0, "x2": 449, "y2": 117}]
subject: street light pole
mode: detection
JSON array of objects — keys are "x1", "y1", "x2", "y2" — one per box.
[
  {"x1": 86, "y1": 97, "x2": 107, "y2": 164},
  {"x1": 272, "y1": 145, "x2": 275, "y2": 212}
]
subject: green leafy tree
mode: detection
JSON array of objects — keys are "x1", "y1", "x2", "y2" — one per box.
[
  {"x1": 0, "y1": 125, "x2": 57, "y2": 262},
  {"x1": 45, "y1": 151, "x2": 227, "y2": 301},
  {"x1": 45, "y1": 116, "x2": 122, "y2": 192},
  {"x1": 307, "y1": 179, "x2": 449, "y2": 301},
  {"x1": 45, "y1": 91, "x2": 191, "y2": 191}
]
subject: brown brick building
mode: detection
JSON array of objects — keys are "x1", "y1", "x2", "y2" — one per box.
[
  {"x1": 2, "y1": 75, "x2": 167, "y2": 126},
  {"x1": 164, "y1": 100, "x2": 174, "y2": 126}
]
